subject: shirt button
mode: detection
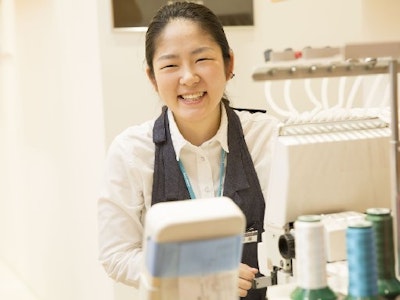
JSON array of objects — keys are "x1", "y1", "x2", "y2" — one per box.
[
  {"x1": 200, "y1": 156, "x2": 205, "y2": 162},
  {"x1": 205, "y1": 186, "x2": 211, "y2": 193}
]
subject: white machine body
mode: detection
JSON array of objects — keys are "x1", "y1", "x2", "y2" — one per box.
[
  {"x1": 264, "y1": 114, "x2": 392, "y2": 285},
  {"x1": 139, "y1": 197, "x2": 245, "y2": 300}
]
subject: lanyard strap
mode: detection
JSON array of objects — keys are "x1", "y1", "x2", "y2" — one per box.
[{"x1": 178, "y1": 149, "x2": 226, "y2": 199}]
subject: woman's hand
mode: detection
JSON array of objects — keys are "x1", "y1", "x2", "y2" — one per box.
[{"x1": 238, "y1": 263, "x2": 258, "y2": 297}]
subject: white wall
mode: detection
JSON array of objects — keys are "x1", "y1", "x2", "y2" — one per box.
[{"x1": 0, "y1": 0, "x2": 113, "y2": 299}]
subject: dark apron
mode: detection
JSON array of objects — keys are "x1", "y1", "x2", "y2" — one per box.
[{"x1": 152, "y1": 100, "x2": 267, "y2": 300}]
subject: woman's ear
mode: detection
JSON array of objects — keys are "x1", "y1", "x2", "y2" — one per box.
[
  {"x1": 146, "y1": 67, "x2": 158, "y2": 92},
  {"x1": 226, "y1": 50, "x2": 235, "y2": 80}
]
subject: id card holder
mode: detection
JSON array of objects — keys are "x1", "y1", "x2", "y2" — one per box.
[{"x1": 243, "y1": 228, "x2": 258, "y2": 244}]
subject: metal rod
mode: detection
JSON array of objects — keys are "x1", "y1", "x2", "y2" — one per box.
[
  {"x1": 389, "y1": 60, "x2": 400, "y2": 278},
  {"x1": 252, "y1": 60, "x2": 400, "y2": 81}
]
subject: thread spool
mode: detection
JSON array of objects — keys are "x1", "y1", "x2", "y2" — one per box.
[
  {"x1": 366, "y1": 208, "x2": 400, "y2": 298},
  {"x1": 291, "y1": 215, "x2": 337, "y2": 300},
  {"x1": 345, "y1": 220, "x2": 379, "y2": 300}
]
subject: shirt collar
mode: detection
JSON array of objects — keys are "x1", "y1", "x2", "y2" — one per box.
[{"x1": 167, "y1": 104, "x2": 229, "y2": 161}]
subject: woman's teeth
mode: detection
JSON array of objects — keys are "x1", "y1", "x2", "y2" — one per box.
[{"x1": 181, "y1": 92, "x2": 204, "y2": 100}]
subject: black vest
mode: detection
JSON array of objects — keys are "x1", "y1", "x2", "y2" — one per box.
[{"x1": 152, "y1": 101, "x2": 267, "y2": 299}]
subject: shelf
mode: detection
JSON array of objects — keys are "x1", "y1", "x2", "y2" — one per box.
[{"x1": 252, "y1": 60, "x2": 400, "y2": 81}]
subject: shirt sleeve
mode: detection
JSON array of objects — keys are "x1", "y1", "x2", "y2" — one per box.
[{"x1": 97, "y1": 136, "x2": 146, "y2": 287}]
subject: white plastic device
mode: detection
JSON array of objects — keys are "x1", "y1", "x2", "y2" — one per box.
[{"x1": 139, "y1": 197, "x2": 245, "y2": 300}]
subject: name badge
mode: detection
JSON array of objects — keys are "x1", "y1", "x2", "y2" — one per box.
[{"x1": 243, "y1": 229, "x2": 258, "y2": 244}]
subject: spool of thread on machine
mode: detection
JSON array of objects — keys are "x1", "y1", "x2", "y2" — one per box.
[
  {"x1": 346, "y1": 220, "x2": 379, "y2": 300},
  {"x1": 366, "y1": 208, "x2": 400, "y2": 298},
  {"x1": 291, "y1": 215, "x2": 337, "y2": 300}
]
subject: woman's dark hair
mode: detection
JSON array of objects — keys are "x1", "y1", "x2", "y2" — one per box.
[{"x1": 145, "y1": 2, "x2": 231, "y2": 77}]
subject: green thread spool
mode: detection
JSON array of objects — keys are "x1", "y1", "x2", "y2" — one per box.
[{"x1": 366, "y1": 208, "x2": 400, "y2": 298}]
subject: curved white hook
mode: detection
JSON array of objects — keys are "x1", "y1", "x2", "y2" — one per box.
[
  {"x1": 264, "y1": 81, "x2": 291, "y2": 118},
  {"x1": 364, "y1": 74, "x2": 384, "y2": 108},
  {"x1": 283, "y1": 80, "x2": 299, "y2": 114},
  {"x1": 304, "y1": 78, "x2": 322, "y2": 115},
  {"x1": 336, "y1": 77, "x2": 346, "y2": 108},
  {"x1": 321, "y1": 78, "x2": 329, "y2": 110},
  {"x1": 345, "y1": 76, "x2": 363, "y2": 109}
]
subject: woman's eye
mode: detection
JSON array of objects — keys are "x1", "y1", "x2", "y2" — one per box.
[
  {"x1": 196, "y1": 58, "x2": 211, "y2": 62},
  {"x1": 161, "y1": 64, "x2": 177, "y2": 70}
]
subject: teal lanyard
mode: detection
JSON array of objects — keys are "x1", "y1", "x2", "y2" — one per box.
[{"x1": 178, "y1": 149, "x2": 226, "y2": 199}]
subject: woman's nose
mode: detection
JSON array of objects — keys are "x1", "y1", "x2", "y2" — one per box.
[{"x1": 179, "y1": 68, "x2": 200, "y2": 86}]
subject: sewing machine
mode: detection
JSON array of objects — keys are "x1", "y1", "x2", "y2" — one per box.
[
  {"x1": 263, "y1": 111, "x2": 393, "y2": 288},
  {"x1": 253, "y1": 42, "x2": 400, "y2": 294}
]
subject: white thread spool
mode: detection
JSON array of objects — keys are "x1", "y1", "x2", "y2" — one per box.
[{"x1": 294, "y1": 215, "x2": 328, "y2": 290}]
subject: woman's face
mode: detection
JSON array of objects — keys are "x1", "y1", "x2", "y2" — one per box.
[{"x1": 147, "y1": 19, "x2": 233, "y2": 127}]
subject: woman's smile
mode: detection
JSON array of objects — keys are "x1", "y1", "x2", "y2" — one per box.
[{"x1": 178, "y1": 91, "x2": 207, "y2": 103}]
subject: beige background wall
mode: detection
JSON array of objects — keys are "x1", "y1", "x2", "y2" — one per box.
[
  {"x1": 0, "y1": 0, "x2": 399, "y2": 299},
  {"x1": 0, "y1": 0, "x2": 113, "y2": 299}
]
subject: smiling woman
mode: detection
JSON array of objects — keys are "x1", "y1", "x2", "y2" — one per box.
[
  {"x1": 112, "y1": 0, "x2": 254, "y2": 28},
  {"x1": 98, "y1": 2, "x2": 278, "y2": 300}
]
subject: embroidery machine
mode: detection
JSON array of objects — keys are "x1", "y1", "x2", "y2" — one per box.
[{"x1": 253, "y1": 41, "x2": 400, "y2": 294}]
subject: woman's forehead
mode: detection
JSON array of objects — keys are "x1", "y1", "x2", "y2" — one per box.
[
  {"x1": 154, "y1": 19, "x2": 219, "y2": 56},
  {"x1": 158, "y1": 19, "x2": 214, "y2": 43}
]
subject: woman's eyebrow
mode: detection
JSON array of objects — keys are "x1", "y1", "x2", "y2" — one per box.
[
  {"x1": 191, "y1": 46, "x2": 214, "y2": 55},
  {"x1": 156, "y1": 47, "x2": 215, "y2": 62},
  {"x1": 156, "y1": 53, "x2": 178, "y2": 62}
]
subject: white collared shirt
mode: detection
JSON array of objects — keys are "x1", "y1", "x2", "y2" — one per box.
[
  {"x1": 98, "y1": 104, "x2": 279, "y2": 287},
  {"x1": 168, "y1": 108, "x2": 229, "y2": 199}
]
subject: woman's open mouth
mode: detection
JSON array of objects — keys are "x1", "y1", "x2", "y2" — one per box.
[{"x1": 179, "y1": 92, "x2": 206, "y2": 102}]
